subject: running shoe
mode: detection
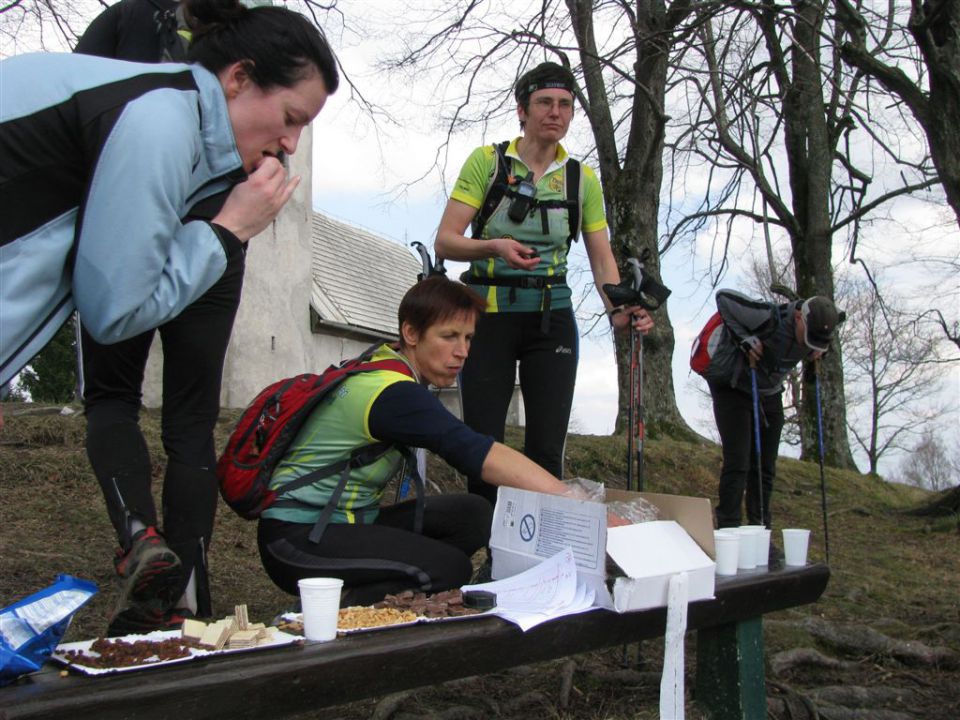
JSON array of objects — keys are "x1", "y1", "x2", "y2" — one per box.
[{"x1": 114, "y1": 526, "x2": 182, "y2": 606}]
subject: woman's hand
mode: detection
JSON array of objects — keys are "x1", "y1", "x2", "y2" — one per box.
[
  {"x1": 611, "y1": 306, "x2": 654, "y2": 335},
  {"x1": 213, "y1": 157, "x2": 300, "y2": 242},
  {"x1": 490, "y1": 237, "x2": 541, "y2": 270}
]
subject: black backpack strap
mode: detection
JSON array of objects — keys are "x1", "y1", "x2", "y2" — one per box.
[
  {"x1": 472, "y1": 141, "x2": 582, "y2": 245},
  {"x1": 471, "y1": 141, "x2": 512, "y2": 240},
  {"x1": 302, "y1": 442, "x2": 394, "y2": 544},
  {"x1": 300, "y1": 443, "x2": 425, "y2": 544},
  {"x1": 565, "y1": 158, "x2": 581, "y2": 245}
]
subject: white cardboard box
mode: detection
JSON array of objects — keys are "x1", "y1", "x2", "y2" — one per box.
[{"x1": 490, "y1": 486, "x2": 716, "y2": 612}]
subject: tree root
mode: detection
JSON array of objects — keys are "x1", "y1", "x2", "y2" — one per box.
[
  {"x1": 800, "y1": 617, "x2": 959, "y2": 668},
  {"x1": 768, "y1": 680, "x2": 822, "y2": 719},
  {"x1": 558, "y1": 658, "x2": 576, "y2": 708},
  {"x1": 815, "y1": 708, "x2": 915, "y2": 720},
  {"x1": 767, "y1": 681, "x2": 923, "y2": 720},
  {"x1": 770, "y1": 647, "x2": 859, "y2": 676},
  {"x1": 807, "y1": 685, "x2": 919, "y2": 709},
  {"x1": 371, "y1": 691, "x2": 415, "y2": 720},
  {"x1": 587, "y1": 667, "x2": 662, "y2": 686},
  {"x1": 500, "y1": 691, "x2": 548, "y2": 715}
]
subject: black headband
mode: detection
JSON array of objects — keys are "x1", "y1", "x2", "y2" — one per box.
[{"x1": 515, "y1": 62, "x2": 575, "y2": 104}]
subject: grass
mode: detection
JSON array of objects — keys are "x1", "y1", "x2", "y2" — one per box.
[{"x1": 1, "y1": 403, "x2": 957, "y2": 719}]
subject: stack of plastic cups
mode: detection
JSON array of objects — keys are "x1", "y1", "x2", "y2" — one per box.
[
  {"x1": 713, "y1": 529, "x2": 740, "y2": 576},
  {"x1": 736, "y1": 526, "x2": 761, "y2": 571},
  {"x1": 298, "y1": 577, "x2": 344, "y2": 642}
]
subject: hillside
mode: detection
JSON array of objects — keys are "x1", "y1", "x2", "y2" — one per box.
[{"x1": 1, "y1": 404, "x2": 957, "y2": 719}]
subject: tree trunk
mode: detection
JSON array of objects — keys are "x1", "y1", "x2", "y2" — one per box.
[
  {"x1": 570, "y1": 0, "x2": 693, "y2": 439},
  {"x1": 609, "y1": 5, "x2": 689, "y2": 439},
  {"x1": 778, "y1": 0, "x2": 857, "y2": 468},
  {"x1": 911, "y1": 0, "x2": 960, "y2": 225},
  {"x1": 608, "y1": 182, "x2": 687, "y2": 438}
]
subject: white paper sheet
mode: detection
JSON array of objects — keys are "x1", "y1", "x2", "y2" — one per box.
[
  {"x1": 462, "y1": 547, "x2": 599, "y2": 631},
  {"x1": 659, "y1": 572, "x2": 689, "y2": 720}
]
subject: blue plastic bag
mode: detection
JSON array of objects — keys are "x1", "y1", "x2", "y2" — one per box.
[{"x1": 0, "y1": 574, "x2": 98, "y2": 686}]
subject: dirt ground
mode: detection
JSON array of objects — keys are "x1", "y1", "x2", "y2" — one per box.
[{"x1": 1, "y1": 406, "x2": 957, "y2": 719}]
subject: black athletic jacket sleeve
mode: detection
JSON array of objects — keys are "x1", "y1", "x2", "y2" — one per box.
[{"x1": 367, "y1": 382, "x2": 495, "y2": 480}]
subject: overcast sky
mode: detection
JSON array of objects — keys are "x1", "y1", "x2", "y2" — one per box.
[{"x1": 306, "y1": 5, "x2": 959, "y2": 481}]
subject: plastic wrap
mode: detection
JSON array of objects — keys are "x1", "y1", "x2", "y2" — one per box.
[
  {"x1": 607, "y1": 497, "x2": 660, "y2": 524},
  {"x1": 562, "y1": 477, "x2": 607, "y2": 502},
  {"x1": 563, "y1": 478, "x2": 659, "y2": 524}
]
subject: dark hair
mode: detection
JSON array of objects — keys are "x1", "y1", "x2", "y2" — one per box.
[
  {"x1": 514, "y1": 61, "x2": 575, "y2": 129},
  {"x1": 184, "y1": 0, "x2": 339, "y2": 92},
  {"x1": 398, "y1": 278, "x2": 486, "y2": 347}
]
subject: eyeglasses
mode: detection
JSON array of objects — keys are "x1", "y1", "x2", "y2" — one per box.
[{"x1": 532, "y1": 97, "x2": 574, "y2": 111}]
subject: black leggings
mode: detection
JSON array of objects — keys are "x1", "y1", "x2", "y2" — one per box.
[
  {"x1": 258, "y1": 494, "x2": 493, "y2": 606},
  {"x1": 459, "y1": 307, "x2": 578, "y2": 505},
  {"x1": 709, "y1": 381, "x2": 785, "y2": 528},
  {"x1": 81, "y1": 253, "x2": 244, "y2": 612}
]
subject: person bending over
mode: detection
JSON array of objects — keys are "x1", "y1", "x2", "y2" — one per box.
[
  {"x1": 705, "y1": 290, "x2": 840, "y2": 533},
  {"x1": 1, "y1": 0, "x2": 339, "y2": 634}
]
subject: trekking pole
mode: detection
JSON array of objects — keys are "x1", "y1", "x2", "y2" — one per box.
[
  {"x1": 814, "y1": 358, "x2": 831, "y2": 564},
  {"x1": 626, "y1": 325, "x2": 637, "y2": 492},
  {"x1": 636, "y1": 328, "x2": 645, "y2": 491},
  {"x1": 601, "y1": 253, "x2": 671, "y2": 492},
  {"x1": 749, "y1": 358, "x2": 764, "y2": 527},
  {"x1": 411, "y1": 241, "x2": 446, "y2": 280}
]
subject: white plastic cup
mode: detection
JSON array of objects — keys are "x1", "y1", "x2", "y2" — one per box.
[
  {"x1": 755, "y1": 528, "x2": 772, "y2": 567},
  {"x1": 782, "y1": 529, "x2": 811, "y2": 567},
  {"x1": 298, "y1": 577, "x2": 343, "y2": 642},
  {"x1": 735, "y1": 527, "x2": 760, "y2": 570},
  {"x1": 713, "y1": 530, "x2": 740, "y2": 576}
]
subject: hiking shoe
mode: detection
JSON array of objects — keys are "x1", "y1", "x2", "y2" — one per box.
[
  {"x1": 106, "y1": 605, "x2": 194, "y2": 637},
  {"x1": 114, "y1": 526, "x2": 182, "y2": 606}
]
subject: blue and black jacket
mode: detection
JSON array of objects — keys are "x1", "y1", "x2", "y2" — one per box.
[
  {"x1": 711, "y1": 290, "x2": 812, "y2": 396},
  {"x1": 0, "y1": 52, "x2": 246, "y2": 386}
]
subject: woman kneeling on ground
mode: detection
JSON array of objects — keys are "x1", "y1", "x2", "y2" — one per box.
[{"x1": 258, "y1": 277, "x2": 580, "y2": 606}]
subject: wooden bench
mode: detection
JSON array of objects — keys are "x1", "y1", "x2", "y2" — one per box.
[{"x1": 0, "y1": 563, "x2": 829, "y2": 720}]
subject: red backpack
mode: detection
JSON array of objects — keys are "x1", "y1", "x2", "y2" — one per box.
[
  {"x1": 216, "y1": 349, "x2": 416, "y2": 533},
  {"x1": 689, "y1": 312, "x2": 726, "y2": 376}
]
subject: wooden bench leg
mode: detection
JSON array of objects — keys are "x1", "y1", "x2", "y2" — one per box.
[{"x1": 695, "y1": 617, "x2": 766, "y2": 720}]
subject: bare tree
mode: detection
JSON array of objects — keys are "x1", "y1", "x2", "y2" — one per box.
[
  {"x1": 840, "y1": 275, "x2": 955, "y2": 475},
  {"x1": 665, "y1": 1, "x2": 947, "y2": 468},
  {"x1": 0, "y1": 0, "x2": 101, "y2": 54},
  {"x1": 898, "y1": 430, "x2": 960, "y2": 491},
  {"x1": 835, "y1": 0, "x2": 960, "y2": 227}
]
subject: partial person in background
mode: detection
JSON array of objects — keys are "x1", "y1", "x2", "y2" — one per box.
[
  {"x1": 74, "y1": 0, "x2": 189, "y2": 62},
  {"x1": 258, "y1": 278, "x2": 599, "y2": 606},
  {"x1": 435, "y1": 61, "x2": 653, "y2": 508},
  {"x1": 701, "y1": 290, "x2": 840, "y2": 540},
  {"x1": 0, "y1": 0, "x2": 339, "y2": 634}
]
